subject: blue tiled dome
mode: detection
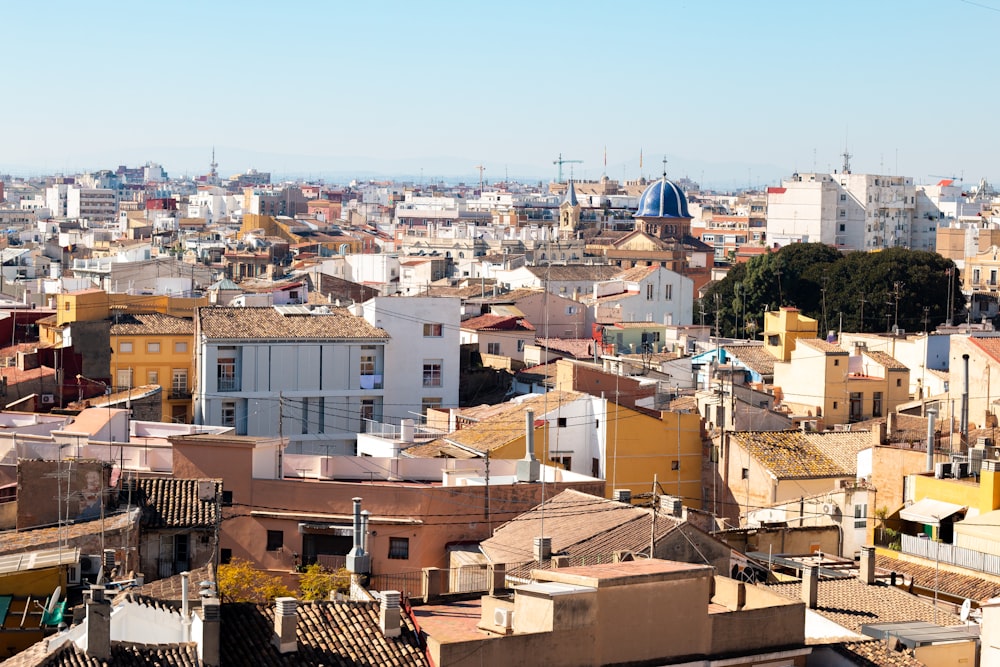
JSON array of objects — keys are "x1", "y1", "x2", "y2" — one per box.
[{"x1": 635, "y1": 177, "x2": 690, "y2": 218}]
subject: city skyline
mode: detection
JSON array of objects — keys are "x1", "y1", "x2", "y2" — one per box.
[{"x1": 3, "y1": 0, "x2": 998, "y2": 189}]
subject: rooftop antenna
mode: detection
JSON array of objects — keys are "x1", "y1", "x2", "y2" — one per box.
[
  {"x1": 841, "y1": 134, "x2": 852, "y2": 174},
  {"x1": 473, "y1": 164, "x2": 485, "y2": 194}
]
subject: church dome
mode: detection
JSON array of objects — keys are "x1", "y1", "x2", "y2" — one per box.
[{"x1": 635, "y1": 177, "x2": 690, "y2": 218}]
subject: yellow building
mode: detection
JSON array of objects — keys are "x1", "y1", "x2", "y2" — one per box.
[
  {"x1": 410, "y1": 391, "x2": 703, "y2": 506},
  {"x1": 110, "y1": 313, "x2": 195, "y2": 423},
  {"x1": 763, "y1": 307, "x2": 817, "y2": 362}
]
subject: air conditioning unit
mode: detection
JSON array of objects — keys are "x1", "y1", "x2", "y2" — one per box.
[
  {"x1": 493, "y1": 608, "x2": 513, "y2": 630},
  {"x1": 935, "y1": 462, "x2": 952, "y2": 479},
  {"x1": 79, "y1": 555, "x2": 103, "y2": 580},
  {"x1": 821, "y1": 503, "x2": 836, "y2": 516},
  {"x1": 40, "y1": 394, "x2": 55, "y2": 404}
]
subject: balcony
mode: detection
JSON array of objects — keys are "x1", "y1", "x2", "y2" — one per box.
[
  {"x1": 169, "y1": 388, "x2": 192, "y2": 400},
  {"x1": 218, "y1": 377, "x2": 239, "y2": 392},
  {"x1": 359, "y1": 374, "x2": 383, "y2": 390}
]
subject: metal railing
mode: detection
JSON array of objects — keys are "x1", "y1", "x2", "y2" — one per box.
[
  {"x1": 369, "y1": 571, "x2": 423, "y2": 597},
  {"x1": 901, "y1": 533, "x2": 1000, "y2": 576}
]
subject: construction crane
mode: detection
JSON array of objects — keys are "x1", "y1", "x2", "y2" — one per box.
[
  {"x1": 473, "y1": 164, "x2": 485, "y2": 193},
  {"x1": 552, "y1": 153, "x2": 583, "y2": 183},
  {"x1": 929, "y1": 173, "x2": 964, "y2": 184}
]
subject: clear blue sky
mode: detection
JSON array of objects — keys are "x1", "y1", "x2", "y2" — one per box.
[{"x1": 3, "y1": 0, "x2": 997, "y2": 189}]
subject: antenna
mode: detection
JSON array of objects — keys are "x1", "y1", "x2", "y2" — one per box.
[
  {"x1": 473, "y1": 164, "x2": 485, "y2": 194},
  {"x1": 960, "y1": 598, "x2": 972, "y2": 622}
]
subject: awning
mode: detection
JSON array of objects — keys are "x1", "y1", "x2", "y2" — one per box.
[{"x1": 900, "y1": 498, "x2": 966, "y2": 526}]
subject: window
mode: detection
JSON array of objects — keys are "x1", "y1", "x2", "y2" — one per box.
[
  {"x1": 834, "y1": 359, "x2": 839, "y2": 366},
  {"x1": 360, "y1": 398, "x2": 375, "y2": 431},
  {"x1": 486, "y1": 342, "x2": 500, "y2": 355},
  {"x1": 217, "y1": 349, "x2": 237, "y2": 391},
  {"x1": 172, "y1": 369, "x2": 188, "y2": 396},
  {"x1": 423, "y1": 323, "x2": 443, "y2": 337},
  {"x1": 266, "y1": 530, "x2": 284, "y2": 551},
  {"x1": 220, "y1": 548, "x2": 232, "y2": 564},
  {"x1": 174, "y1": 342, "x2": 188, "y2": 354},
  {"x1": 119, "y1": 342, "x2": 133, "y2": 353},
  {"x1": 388, "y1": 537, "x2": 409, "y2": 559},
  {"x1": 557, "y1": 417, "x2": 567, "y2": 427},
  {"x1": 222, "y1": 490, "x2": 233, "y2": 506},
  {"x1": 671, "y1": 460, "x2": 680, "y2": 471},
  {"x1": 565, "y1": 306, "x2": 577, "y2": 315},
  {"x1": 854, "y1": 503, "x2": 867, "y2": 529},
  {"x1": 221, "y1": 401, "x2": 235, "y2": 427},
  {"x1": 896, "y1": 378, "x2": 902, "y2": 387},
  {"x1": 517, "y1": 339, "x2": 525, "y2": 352},
  {"x1": 423, "y1": 360, "x2": 442, "y2": 387},
  {"x1": 873, "y1": 392, "x2": 883, "y2": 418},
  {"x1": 147, "y1": 342, "x2": 160, "y2": 354},
  {"x1": 421, "y1": 397, "x2": 441, "y2": 414},
  {"x1": 665, "y1": 284, "x2": 672, "y2": 300},
  {"x1": 646, "y1": 284, "x2": 654, "y2": 300},
  {"x1": 553, "y1": 455, "x2": 572, "y2": 470},
  {"x1": 116, "y1": 369, "x2": 133, "y2": 390},
  {"x1": 839, "y1": 224, "x2": 846, "y2": 232},
  {"x1": 147, "y1": 370, "x2": 159, "y2": 385},
  {"x1": 840, "y1": 194, "x2": 847, "y2": 201},
  {"x1": 833, "y1": 401, "x2": 838, "y2": 409},
  {"x1": 741, "y1": 468, "x2": 749, "y2": 480},
  {"x1": 839, "y1": 209, "x2": 846, "y2": 218},
  {"x1": 174, "y1": 534, "x2": 189, "y2": 564}
]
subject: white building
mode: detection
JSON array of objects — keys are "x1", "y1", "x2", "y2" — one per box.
[
  {"x1": 766, "y1": 171, "x2": 916, "y2": 251},
  {"x1": 359, "y1": 295, "x2": 461, "y2": 422},
  {"x1": 193, "y1": 305, "x2": 390, "y2": 454},
  {"x1": 67, "y1": 186, "x2": 118, "y2": 221},
  {"x1": 582, "y1": 265, "x2": 694, "y2": 328},
  {"x1": 344, "y1": 253, "x2": 400, "y2": 295}
]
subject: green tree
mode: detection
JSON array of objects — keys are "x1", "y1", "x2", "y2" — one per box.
[
  {"x1": 298, "y1": 563, "x2": 351, "y2": 601},
  {"x1": 217, "y1": 558, "x2": 294, "y2": 603}
]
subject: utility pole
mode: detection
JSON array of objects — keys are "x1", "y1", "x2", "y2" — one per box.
[
  {"x1": 859, "y1": 293, "x2": 866, "y2": 333},
  {"x1": 893, "y1": 281, "x2": 904, "y2": 332}
]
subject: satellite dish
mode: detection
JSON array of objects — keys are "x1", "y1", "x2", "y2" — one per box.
[
  {"x1": 961, "y1": 598, "x2": 972, "y2": 622},
  {"x1": 96, "y1": 567, "x2": 105, "y2": 586},
  {"x1": 47, "y1": 586, "x2": 62, "y2": 614}
]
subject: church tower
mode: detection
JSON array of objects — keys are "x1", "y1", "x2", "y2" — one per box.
[{"x1": 558, "y1": 180, "x2": 581, "y2": 238}]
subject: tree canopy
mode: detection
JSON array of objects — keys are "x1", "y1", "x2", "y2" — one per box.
[{"x1": 699, "y1": 244, "x2": 964, "y2": 338}]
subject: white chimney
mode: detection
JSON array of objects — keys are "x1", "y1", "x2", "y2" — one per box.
[
  {"x1": 346, "y1": 497, "x2": 370, "y2": 575},
  {"x1": 272, "y1": 597, "x2": 298, "y2": 654},
  {"x1": 379, "y1": 591, "x2": 401, "y2": 638},
  {"x1": 860, "y1": 546, "x2": 876, "y2": 585},
  {"x1": 199, "y1": 597, "x2": 221, "y2": 667}
]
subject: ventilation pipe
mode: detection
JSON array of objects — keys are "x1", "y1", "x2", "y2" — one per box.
[
  {"x1": 926, "y1": 408, "x2": 937, "y2": 472},
  {"x1": 346, "y1": 497, "x2": 370, "y2": 575},
  {"x1": 801, "y1": 565, "x2": 819, "y2": 609},
  {"x1": 516, "y1": 409, "x2": 540, "y2": 482},
  {"x1": 961, "y1": 354, "x2": 970, "y2": 450}
]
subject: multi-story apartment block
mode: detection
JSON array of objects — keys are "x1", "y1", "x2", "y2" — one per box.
[
  {"x1": 110, "y1": 313, "x2": 196, "y2": 424},
  {"x1": 193, "y1": 305, "x2": 390, "y2": 454},
  {"x1": 767, "y1": 171, "x2": 916, "y2": 251}
]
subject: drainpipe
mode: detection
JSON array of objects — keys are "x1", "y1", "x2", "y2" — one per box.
[
  {"x1": 961, "y1": 354, "x2": 970, "y2": 451},
  {"x1": 926, "y1": 409, "x2": 937, "y2": 472}
]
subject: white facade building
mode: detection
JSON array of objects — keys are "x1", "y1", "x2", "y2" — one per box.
[
  {"x1": 360, "y1": 295, "x2": 461, "y2": 423},
  {"x1": 194, "y1": 305, "x2": 390, "y2": 454},
  {"x1": 767, "y1": 171, "x2": 916, "y2": 251},
  {"x1": 67, "y1": 186, "x2": 118, "y2": 221}
]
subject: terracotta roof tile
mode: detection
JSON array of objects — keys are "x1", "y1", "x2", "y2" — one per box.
[
  {"x1": 120, "y1": 478, "x2": 221, "y2": 529},
  {"x1": 525, "y1": 265, "x2": 622, "y2": 281},
  {"x1": 875, "y1": 554, "x2": 1000, "y2": 602},
  {"x1": 863, "y1": 350, "x2": 908, "y2": 372},
  {"x1": 798, "y1": 339, "x2": 849, "y2": 354},
  {"x1": 829, "y1": 640, "x2": 925, "y2": 667},
  {"x1": 723, "y1": 344, "x2": 775, "y2": 377},
  {"x1": 460, "y1": 313, "x2": 535, "y2": 332},
  {"x1": 4, "y1": 642, "x2": 201, "y2": 667},
  {"x1": 220, "y1": 600, "x2": 428, "y2": 666},
  {"x1": 802, "y1": 431, "x2": 874, "y2": 476},
  {"x1": 0, "y1": 509, "x2": 139, "y2": 555},
  {"x1": 970, "y1": 336, "x2": 1000, "y2": 363},
  {"x1": 197, "y1": 306, "x2": 388, "y2": 340},
  {"x1": 766, "y1": 578, "x2": 963, "y2": 633},
  {"x1": 110, "y1": 313, "x2": 194, "y2": 336},
  {"x1": 534, "y1": 338, "x2": 594, "y2": 359},
  {"x1": 730, "y1": 431, "x2": 850, "y2": 479}
]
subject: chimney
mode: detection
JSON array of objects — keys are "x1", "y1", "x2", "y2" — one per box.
[
  {"x1": 400, "y1": 419, "x2": 414, "y2": 443},
  {"x1": 886, "y1": 412, "x2": 895, "y2": 438},
  {"x1": 346, "y1": 497, "x2": 370, "y2": 575},
  {"x1": 379, "y1": 591, "x2": 401, "y2": 638},
  {"x1": 516, "y1": 409, "x2": 540, "y2": 482},
  {"x1": 533, "y1": 536, "x2": 552, "y2": 563},
  {"x1": 859, "y1": 546, "x2": 876, "y2": 585},
  {"x1": 199, "y1": 597, "x2": 221, "y2": 667},
  {"x1": 962, "y1": 354, "x2": 970, "y2": 450},
  {"x1": 86, "y1": 585, "x2": 111, "y2": 661},
  {"x1": 272, "y1": 597, "x2": 298, "y2": 654},
  {"x1": 801, "y1": 565, "x2": 819, "y2": 609},
  {"x1": 659, "y1": 495, "x2": 684, "y2": 518},
  {"x1": 926, "y1": 408, "x2": 938, "y2": 472}
]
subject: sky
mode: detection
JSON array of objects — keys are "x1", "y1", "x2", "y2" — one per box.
[{"x1": 2, "y1": 0, "x2": 998, "y2": 189}]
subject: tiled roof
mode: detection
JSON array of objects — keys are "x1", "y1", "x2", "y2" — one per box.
[
  {"x1": 197, "y1": 306, "x2": 388, "y2": 340},
  {"x1": 876, "y1": 554, "x2": 1000, "y2": 602},
  {"x1": 798, "y1": 339, "x2": 849, "y2": 354},
  {"x1": 3, "y1": 641, "x2": 201, "y2": 667},
  {"x1": 110, "y1": 313, "x2": 194, "y2": 336},
  {"x1": 863, "y1": 350, "x2": 908, "y2": 372},
  {"x1": 669, "y1": 395, "x2": 698, "y2": 412},
  {"x1": 221, "y1": 600, "x2": 428, "y2": 666},
  {"x1": 121, "y1": 478, "x2": 221, "y2": 529},
  {"x1": 525, "y1": 265, "x2": 622, "y2": 282},
  {"x1": 534, "y1": 338, "x2": 594, "y2": 359},
  {"x1": 460, "y1": 313, "x2": 535, "y2": 332},
  {"x1": 407, "y1": 391, "x2": 583, "y2": 457},
  {"x1": 852, "y1": 414, "x2": 933, "y2": 444},
  {"x1": 802, "y1": 431, "x2": 873, "y2": 476},
  {"x1": 117, "y1": 563, "x2": 216, "y2": 607},
  {"x1": 723, "y1": 344, "x2": 775, "y2": 377},
  {"x1": 481, "y1": 489, "x2": 650, "y2": 564},
  {"x1": 766, "y1": 578, "x2": 964, "y2": 633},
  {"x1": 970, "y1": 336, "x2": 1000, "y2": 363},
  {"x1": 0, "y1": 509, "x2": 140, "y2": 555},
  {"x1": 729, "y1": 431, "x2": 850, "y2": 479},
  {"x1": 613, "y1": 265, "x2": 657, "y2": 282},
  {"x1": 828, "y1": 640, "x2": 925, "y2": 667}
]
